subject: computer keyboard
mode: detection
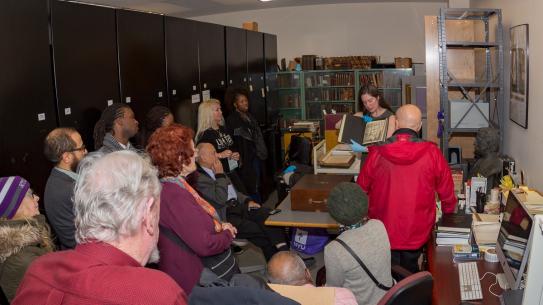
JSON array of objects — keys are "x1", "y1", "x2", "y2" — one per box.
[{"x1": 458, "y1": 262, "x2": 483, "y2": 301}]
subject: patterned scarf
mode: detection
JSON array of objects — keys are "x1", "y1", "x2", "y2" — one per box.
[{"x1": 161, "y1": 176, "x2": 222, "y2": 232}]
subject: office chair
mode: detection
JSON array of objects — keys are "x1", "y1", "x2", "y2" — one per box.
[{"x1": 376, "y1": 271, "x2": 433, "y2": 305}]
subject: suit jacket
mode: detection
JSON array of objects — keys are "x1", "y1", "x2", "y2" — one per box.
[
  {"x1": 193, "y1": 165, "x2": 251, "y2": 221},
  {"x1": 44, "y1": 168, "x2": 76, "y2": 249}
]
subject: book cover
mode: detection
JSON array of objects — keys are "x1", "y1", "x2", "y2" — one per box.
[
  {"x1": 437, "y1": 214, "x2": 473, "y2": 233},
  {"x1": 338, "y1": 114, "x2": 388, "y2": 145}
]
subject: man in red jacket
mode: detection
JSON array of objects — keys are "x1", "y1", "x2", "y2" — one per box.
[
  {"x1": 12, "y1": 151, "x2": 187, "y2": 305},
  {"x1": 357, "y1": 104, "x2": 456, "y2": 273}
]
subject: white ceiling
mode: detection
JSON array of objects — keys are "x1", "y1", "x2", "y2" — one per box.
[{"x1": 75, "y1": 0, "x2": 446, "y2": 17}]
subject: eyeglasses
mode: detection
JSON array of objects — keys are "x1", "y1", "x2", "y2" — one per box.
[{"x1": 68, "y1": 144, "x2": 86, "y2": 152}]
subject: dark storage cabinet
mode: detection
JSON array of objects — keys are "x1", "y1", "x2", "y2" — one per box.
[
  {"x1": 51, "y1": 1, "x2": 120, "y2": 149},
  {"x1": 165, "y1": 17, "x2": 200, "y2": 130},
  {"x1": 246, "y1": 31, "x2": 266, "y2": 125},
  {"x1": 225, "y1": 26, "x2": 248, "y2": 89},
  {"x1": 264, "y1": 33, "x2": 279, "y2": 124},
  {"x1": 117, "y1": 10, "x2": 167, "y2": 121},
  {"x1": 0, "y1": 0, "x2": 57, "y2": 196},
  {"x1": 197, "y1": 22, "x2": 226, "y2": 103}
]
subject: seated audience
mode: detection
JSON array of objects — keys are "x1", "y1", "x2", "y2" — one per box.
[
  {"x1": 196, "y1": 99, "x2": 245, "y2": 193},
  {"x1": 136, "y1": 105, "x2": 174, "y2": 148},
  {"x1": 93, "y1": 103, "x2": 139, "y2": 152},
  {"x1": 267, "y1": 251, "x2": 357, "y2": 305},
  {"x1": 194, "y1": 142, "x2": 288, "y2": 261},
  {"x1": 147, "y1": 124, "x2": 238, "y2": 294},
  {"x1": 43, "y1": 127, "x2": 87, "y2": 249},
  {"x1": 0, "y1": 176, "x2": 54, "y2": 303},
  {"x1": 324, "y1": 182, "x2": 393, "y2": 305},
  {"x1": 12, "y1": 151, "x2": 187, "y2": 305}
]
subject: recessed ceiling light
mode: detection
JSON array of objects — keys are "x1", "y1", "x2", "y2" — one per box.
[{"x1": 260, "y1": 0, "x2": 274, "y2": 2}]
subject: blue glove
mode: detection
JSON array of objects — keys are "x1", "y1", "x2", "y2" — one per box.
[
  {"x1": 350, "y1": 139, "x2": 368, "y2": 153},
  {"x1": 283, "y1": 165, "x2": 297, "y2": 174},
  {"x1": 362, "y1": 115, "x2": 373, "y2": 123}
]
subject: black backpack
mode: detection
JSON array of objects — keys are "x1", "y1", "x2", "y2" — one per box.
[{"x1": 287, "y1": 134, "x2": 312, "y2": 166}]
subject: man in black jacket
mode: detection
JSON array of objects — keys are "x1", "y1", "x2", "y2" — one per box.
[
  {"x1": 43, "y1": 127, "x2": 87, "y2": 249},
  {"x1": 193, "y1": 143, "x2": 287, "y2": 261}
]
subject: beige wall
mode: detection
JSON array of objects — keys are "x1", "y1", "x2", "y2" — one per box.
[
  {"x1": 190, "y1": 2, "x2": 446, "y2": 63},
  {"x1": 471, "y1": 0, "x2": 543, "y2": 189}
]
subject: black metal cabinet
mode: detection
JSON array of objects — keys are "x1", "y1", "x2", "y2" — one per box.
[
  {"x1": 264, "y1": 33, "x2": 279, "y2": 124},
  {"x1": 0, "y1": 0, "x2": 57, "y2": 196},
  {"x1": 225, "y1": 26, "x2": 247, "y2": 89},
  {"x1": 197, "y1": 22, "x2": 226, "y2": 104},
  {"x1": 246, "y1": 31, "x2": 266, "y2": 125},
  {"x1": 117, "y1": 10, "x2": 167, "y2": 122},
  {"x1": 165, "y1": 17, "x2": 200, "y2": 130},
  {"x1": 51, "y1": 1, "x2": 119, "y2": 149}
]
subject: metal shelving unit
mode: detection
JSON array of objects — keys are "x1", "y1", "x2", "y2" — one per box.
[{"x1": 438, "y1": 8, "x2": 504, "y2": 155}]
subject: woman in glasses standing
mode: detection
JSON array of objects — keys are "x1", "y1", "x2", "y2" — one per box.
[{"x1": 0, "y1": 176, "x2": 55, "y2": 302}]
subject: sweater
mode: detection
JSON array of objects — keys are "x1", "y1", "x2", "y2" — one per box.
[{"x1": 324, "y1": 220, "x2": 393, "y2": 305}]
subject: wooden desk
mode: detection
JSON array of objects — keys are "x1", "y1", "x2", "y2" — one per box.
[
  {"x1": 264, "y1": 194, "x2": 339, "y2": 229},
  {"x1": 427, "y1": 238, "x2": 503, "y2": 305}
]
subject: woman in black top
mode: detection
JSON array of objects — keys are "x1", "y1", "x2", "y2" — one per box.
[
  {"x1": 224, "y1": 87, "x2": 267, "y2": 202},
  {"x1": 196, "y1": 99, "x2": 245, "y2": 193}
]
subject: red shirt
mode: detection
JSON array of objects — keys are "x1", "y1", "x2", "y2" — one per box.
[
  {"x1": 357, "y1": 131, "x2": 457, "y2": 250},
  {"x1": 12, "y1": 242, "x2": 187, "y2": 305}
]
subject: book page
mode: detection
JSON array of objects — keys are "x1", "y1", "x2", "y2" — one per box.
[{"x1": 362, "y1": 120, "x2": 388, "y2": 145}]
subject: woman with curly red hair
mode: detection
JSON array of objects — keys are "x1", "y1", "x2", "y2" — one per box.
[{"x1": 146, "y1": 124, "x2": 239, "y2": 294}]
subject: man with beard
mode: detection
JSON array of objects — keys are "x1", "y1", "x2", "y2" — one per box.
[
  {"x1": 93, "y1": 103, "x2": 140, "y2": 153},
  {"x1": 13, "y1": 151, "x2": 187, "y2": 305},
  {"x1": 44, "y1": 127, "x2": 88, "y2": 249}
]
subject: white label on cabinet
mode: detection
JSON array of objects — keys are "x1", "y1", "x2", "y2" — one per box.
[
  {"x1": 229, "y1": 80, "x2": 233, "y2": 84},
  {"x1": 260, "y1": 76, "x2": 263, "y2": 80},
  {"x1": 293, "y1": 74, "x2": 299, "y2": 79},
  {"x1": 38, "y1": 113, "x2": 46, "y2": 121},
  {"x1": 158, "y1": 91, "x2": 163, "y2": 98},
  {"x1": 266, "y1": 85, "x2": 270, "y2": 92},
  {"x1": 221, "y1": 80, "x2": 225, "y2": 85},
  {"x1": 125, "y1": 97, "x2": 131, "y2": 103},
  {"x1": 203, "y1": 83, "x2": 207, "y2": 89},
  {"x1": 261, "y1": 88, "x2": 265, "y2": 97},
  {"x1": 107, "y1": 99, "x2": 113, "y2": 106},
  {"x1": 191, "y1": 94, "x2": 201, "y2": 104},
  {"x1": 64, "y1": 108, "x2": 71, "y2": 115},
  {"x1": 192, "y1": 85, "x2": 197, "y2": 91},
  {"x1": 172, "y1": 89, "x2": 177, "y2": 96},
  {"x1": 243, "y1": 77, "x2": 247, "y2": 82},
  {"x1": 202, "y1": 90, "x2": 211, "y2": 102},
  {"x1": 249, "y1": 85, "x2": 253, "y2": 92},
  {"x1": 249, "y1": 77, "x2": 252, "y2": 81}
]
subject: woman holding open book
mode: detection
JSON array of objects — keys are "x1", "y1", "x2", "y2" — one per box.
[{"x1": 335, "y1": 85, "x2": 397, "y2": 149}]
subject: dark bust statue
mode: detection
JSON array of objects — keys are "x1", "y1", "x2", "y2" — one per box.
[{"x1": 469, "y1": 127, "x2": 501, "y2": 189}]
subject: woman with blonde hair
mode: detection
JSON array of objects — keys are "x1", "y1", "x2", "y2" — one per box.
[
  {"x1": 196, "y1": 99, "x2": 244, "y2": 192},
  {"x1": 0, "y1": 176, "x2": 54, "y2": 302}
]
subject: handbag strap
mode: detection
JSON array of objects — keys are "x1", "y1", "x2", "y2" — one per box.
[
  {"x1": 334, "y1": 238, "x2": 392, "y2": 291},
  {"x1": 159, "y1": 224, "x2": 194, "y2": 255}
]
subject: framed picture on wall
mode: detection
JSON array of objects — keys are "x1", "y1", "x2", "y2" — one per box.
[{"x1": 509, "y1": 24, "x2": 529, "y2": 129}]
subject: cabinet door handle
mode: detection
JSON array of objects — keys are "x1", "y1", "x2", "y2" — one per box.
[{"x1": 308, "y1": 199, "x2": 327, "y2": 205}]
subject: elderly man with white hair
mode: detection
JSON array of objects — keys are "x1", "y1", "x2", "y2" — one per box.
[{"x1": 12, "y1": 151, "x2": 187, "y2": 305}]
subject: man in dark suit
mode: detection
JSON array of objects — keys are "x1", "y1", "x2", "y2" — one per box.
[
  {"x1": 193, "y1": 143, "x2": 287, "y2": 261},
  {"x1": 43, "y1": 127, "x2": 87, "y2": 249}
]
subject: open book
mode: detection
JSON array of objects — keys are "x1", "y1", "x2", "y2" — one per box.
[{"x1": 337, "y1": 114, "x2": 388, "y2": 145}]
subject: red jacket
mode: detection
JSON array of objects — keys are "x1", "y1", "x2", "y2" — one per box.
[
  {"x1": 357, "y1": 130, "x2": 457, "y2": 250},
  {"x1": 12, "y1": 242, "x2": 187, "y2": 305}
]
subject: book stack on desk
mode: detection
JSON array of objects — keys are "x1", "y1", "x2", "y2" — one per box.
[
  {"x1": 452, "y1": 244, "x2": 481, "y2": 262},
  {"x1": 436, "y1": 214, "x2": 472, "y2": 245}
]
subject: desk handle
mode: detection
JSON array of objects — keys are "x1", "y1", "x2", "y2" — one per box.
[{"x1": 309, "y1": 199, "x2": 327, "y2": 205}]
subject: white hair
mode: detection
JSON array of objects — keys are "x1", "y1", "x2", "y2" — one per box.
[
  {"x1": 195, "y1": 99, "x2": 223, "y2": 141},
  {"x1": 73, "y1": 151, "x2": 161, "y2": 244}
]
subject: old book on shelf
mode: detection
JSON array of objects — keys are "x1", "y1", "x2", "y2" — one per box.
[
  {"x1": 319, "y1": 150, "x2": 355, "y2": 168},
  {"x1": 337, "y1": 114, "x2": 388, "y2": 145}
]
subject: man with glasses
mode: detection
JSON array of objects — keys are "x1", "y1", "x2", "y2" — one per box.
[{"x1": 43, "y1": 127, "x2": 88, "y2": 249}]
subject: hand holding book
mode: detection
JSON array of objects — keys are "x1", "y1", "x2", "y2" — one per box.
[{"x1": 350, "y1": 139, "x2": 368, "y2": 153}]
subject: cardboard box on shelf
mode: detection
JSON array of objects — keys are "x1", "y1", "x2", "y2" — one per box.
[{"x1": 242, "y1": 21, "x2": 258, "y2": 31}]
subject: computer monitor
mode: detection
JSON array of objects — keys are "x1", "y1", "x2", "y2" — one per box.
[
  {"x1": 496, "y1": 191, "x2": 534, "y2": 290},
  {"x1": 522, "y1": 215, "x2": 543, "y2": 305}
]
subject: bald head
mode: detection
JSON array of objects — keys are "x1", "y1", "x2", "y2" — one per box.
[
  {"x1": 196, "y1": 142, "x2": 216, "y2": 168},
  {"x1": 395, "y1": 104, "x2": 422, "y2": 132},
  {"x1": 267, "y1": 251, "x2": 312, "y2": 286}
]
